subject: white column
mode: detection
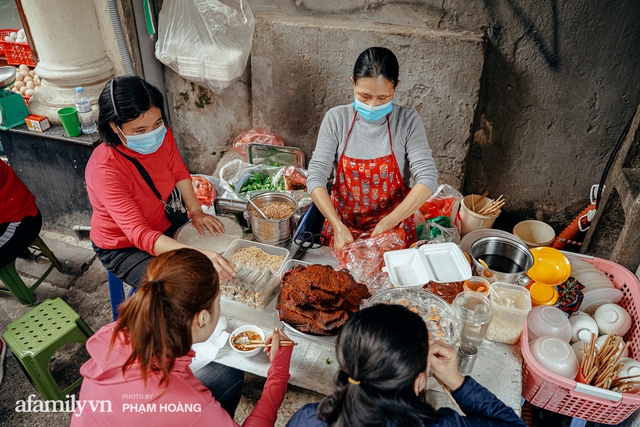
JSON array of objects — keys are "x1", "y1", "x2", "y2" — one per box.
[{"x1": 20, "y1": 0, "x2": 116, "y2": 124}]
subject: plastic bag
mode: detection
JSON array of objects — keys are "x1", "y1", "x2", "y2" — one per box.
[
  {"x1": 219, "y1": 159, "x2": 284, "y2": 200},
  {"x1": 420, "y1": 184, "x2": 463, "y2": 223},
  {"x1": 332, "y1": 229, "x2": 405, "y2": 293},
  {"x1": 283, "y1": 166, "x2": 307, "y2": 191},
  {"x1": 155, "y1": 0, "x2": 254, "y2": 93},
  {"x1": 232, "y1": 128, "x2": 285, "y2": 160},
  {"x1": 191, "y1": 175, "x2": 216, "y2": 207}
]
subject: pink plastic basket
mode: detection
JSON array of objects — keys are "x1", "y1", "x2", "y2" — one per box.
[{"x1": 521, "y1": 256, "x2": 640, "y2": 424}]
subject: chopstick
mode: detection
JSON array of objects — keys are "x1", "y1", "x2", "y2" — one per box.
[
  {"x1": 472, "y1": 191, "x2": 489, "y2": 213},
  {"x1": 243, "y1": 341, "x2": 298, "y2": 348},
  {"x1": 477, "y1": 195, "x2": 505, "y2": 216},
  {"x1": 434, "y1": 375, "x2": 465, "y2": 416}
]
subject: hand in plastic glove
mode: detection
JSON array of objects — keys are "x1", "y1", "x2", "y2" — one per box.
[
  {"x1": 191, "y1": 210, "x2": 225, "y2": 236},
  {"x1": 264, "y1": 327, "x2": 293, "y2": 362},
  {"x1": 332, "y1": 222, "x2": 354, "y2": 250},
  {"x1": 428, "y1": 340, "x2": 465, "y2": 391},
  {"x1": 202, "y1": 250, "x2": 235, "y2": 282}
]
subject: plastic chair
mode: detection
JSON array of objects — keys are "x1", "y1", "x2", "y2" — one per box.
[
  {"x1": 107, "y1": 271, "x2": 135, "y2": 321},
  {"x1": 2, "y1": 298, "x2": 93, "y2": 401},
  {"x1": 0, "y1": 236, "x2": 63, "y2": 306}
]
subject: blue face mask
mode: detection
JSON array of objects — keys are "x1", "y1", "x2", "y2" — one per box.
[
  {"x1": 354, "y1": 98, "x2": 393, "y2": 121},
  {"x1": 118, "y1": 124, "x2": 167, "y2": 155}
]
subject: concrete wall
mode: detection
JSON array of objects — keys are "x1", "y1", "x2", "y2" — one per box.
[{"x1": 163, "y1": 0, "x2": 640, "y2": 233}]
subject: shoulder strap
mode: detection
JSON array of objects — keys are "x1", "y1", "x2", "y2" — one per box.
[{"x1": 113, "y1": 148, "x2": 164, "y2": 203}]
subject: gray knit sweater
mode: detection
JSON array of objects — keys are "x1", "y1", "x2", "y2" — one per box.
[{"x1": 307, "y1": 104, "x2": 439, "y2": 196}]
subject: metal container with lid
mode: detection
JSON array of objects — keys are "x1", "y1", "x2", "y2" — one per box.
[
  {"x1": 470, "y1": 236, "x2": 533, "y2": 286},
  {"x1": 244, "y1": 192, "x2": 298, "y2": 247}
]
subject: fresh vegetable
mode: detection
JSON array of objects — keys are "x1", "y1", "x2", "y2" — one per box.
[{"x1": 239, "y1": 172, "x2": 284, "y2": 193}]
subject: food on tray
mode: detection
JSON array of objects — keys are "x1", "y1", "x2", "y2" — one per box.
[
  {"x1": 277, "y1": 264, "x2": 371, "y2": 336},
  {"x1": 365, "y1": 288, "x2": 461, "y2": 345},
  {"x1": 231, "y1": 246, "x2": 285, "y2": 273},
  {"x1": 191, "y1": 175, "x2": 216, "y2": 207},
  {"x1": 222, "y1": 246, "x2": 286, "y2": 310},
  {"x1": 249, "y1": 202, "x2": 295, "y2": 220},
  {"x1": 230, "y1": 330, "x2": 262, "y2": 351}
]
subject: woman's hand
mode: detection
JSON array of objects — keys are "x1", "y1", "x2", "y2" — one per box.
[
  {"x1": 370, "y1": 216, "x2": 394, "y2": 238},
  {"x1": 202, "y1": 250, "x2": 236, "y2": 282},
  {"x1": 428, "y1": 340, "x2": 465, "y2": 391},
  {"x1": 332, "y1": 222, "x2": 354, "y2": 250},
  {"x1": 191, "y1": 210, "x2": 225, "y2": 235},
  {"x1": 264, "y1": 327, "x2": 293, "y2": 362}
]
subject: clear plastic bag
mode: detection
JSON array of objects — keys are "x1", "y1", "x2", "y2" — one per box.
[
  {"x1": 332, "y1": 229, "x2": 405, "y2": 294},
  {"x1": 232, "y1": 128, "x2": 285, "y2": 160},
  {"x1": 155, "y1": 0, "x2": 254, "y2": 93}
]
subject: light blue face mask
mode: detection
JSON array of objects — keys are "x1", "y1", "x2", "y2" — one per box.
[
  {"x1": 354, "y1": 98, "x2": 393, "y2": 121},
  {"x1": 118, "y1": 123, "x2": 167, "y2": 155}
]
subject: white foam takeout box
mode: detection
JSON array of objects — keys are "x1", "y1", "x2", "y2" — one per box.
[{"x1": 382, "y1": 242, "x2": 472, "y2": 287}]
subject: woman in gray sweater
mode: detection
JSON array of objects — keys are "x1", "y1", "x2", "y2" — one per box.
[{"x1": 307, "y1": 47, "x2": 439, "y2": 249}]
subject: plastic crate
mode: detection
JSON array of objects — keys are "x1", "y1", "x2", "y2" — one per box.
[
  {"x1": 0, "y1": 40, "x2": 35, "y2": 67},
  {"x1": 521, "y1": 256, "x2": 640, "y2": 424},
  {"x1": 0, "y1": 28, "x2": 19, "y2": 56}
]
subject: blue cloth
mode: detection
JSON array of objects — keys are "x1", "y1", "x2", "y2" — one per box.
[{"x1": 286, "y1": 376, "x2": 526, "y2": 427}]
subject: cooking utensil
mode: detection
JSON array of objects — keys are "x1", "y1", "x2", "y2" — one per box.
[
  {"x1": 470, "y1": 236, "x2": 533, "y2": 285},
  {"x1": 244, "y1": 192, "x2": 298, "y2": 247},
  {"x1": 248, "y1": 198, "x2": 268, "y2": 219},
  {"x1": 292, "y1": 230, "x2": 326, "y2": 260}
]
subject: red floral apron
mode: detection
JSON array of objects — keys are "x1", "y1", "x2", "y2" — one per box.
[{"x1": 322, "y1": 112, "x2": 416, "y2": 247}]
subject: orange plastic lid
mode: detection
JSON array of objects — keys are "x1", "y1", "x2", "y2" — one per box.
[{"x1": 529, "y1": 283, "x2": 559, "y2": 306}]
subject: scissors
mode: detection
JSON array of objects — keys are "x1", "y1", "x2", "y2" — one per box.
[{"x1": 292, "y1": 230, "x2": 326, "y2": 260}]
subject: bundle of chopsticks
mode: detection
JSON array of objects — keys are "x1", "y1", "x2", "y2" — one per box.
[
  {"x1": 471, "y1": 191, "x2": 506, "y2": 216},
  {"x1": 242, "y1": 339, "x2": 298, "y2": 349},
  {"x1": 580, "y1": 334, "x2": 637, "y2": 392}
]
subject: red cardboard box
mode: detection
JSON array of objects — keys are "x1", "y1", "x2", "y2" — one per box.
[{"x1": 25, "y1": 114, "x2": 50, "y2": 132}]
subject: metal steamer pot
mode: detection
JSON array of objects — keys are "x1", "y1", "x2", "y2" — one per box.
[
  {"x1": 469, "y1": 236, "x2": 533, "y2": 286},
  {"x1": 244, "y1": 192, "x2": 299, "y2": 247}
]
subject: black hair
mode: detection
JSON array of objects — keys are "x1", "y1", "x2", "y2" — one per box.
[
  {"x1": 317, "y1": 304, "x2": 439, "y2": 427},
  {"x1": 353, "y1": 47, "x2": 400, "y2": 87},
  {"x1": 97, "y1": 76, "x2": 167, "y2": 147}
]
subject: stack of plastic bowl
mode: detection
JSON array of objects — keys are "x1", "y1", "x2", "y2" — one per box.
[
  {"x1": 527, "y1": 306, "x2": 572, "y2": 342},
  {"x1": 527, "y1": 247, "x2": 571, "y2": 306},
  {"x1": 513, "y1": 220, "x2": 556, "y2": 248}
]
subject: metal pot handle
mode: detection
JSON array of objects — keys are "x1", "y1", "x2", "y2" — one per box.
[{"x1": 515, "y1": 274, "x2": 531, "y2": 287}]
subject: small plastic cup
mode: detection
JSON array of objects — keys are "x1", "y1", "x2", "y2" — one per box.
[
  {"x1": 57, "y1": 107, "x2": 82, "y2": 137},
  {"x1": 452, "y1": 291, "x2": 493, "y2": 347},
  {"x1": 463, "y1": 276, "x2": 491, "y2": 296},
  {"x1": 459, "y1": 194, "x2": 499, "y2": 237}
]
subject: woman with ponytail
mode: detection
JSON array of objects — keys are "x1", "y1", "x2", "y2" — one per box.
[
  {"x1": 72, "y1": 248, "x2": 293, "y2": 427},
  {"x1": 286, "y1": 304, "x2": 525, "y2": 427}
]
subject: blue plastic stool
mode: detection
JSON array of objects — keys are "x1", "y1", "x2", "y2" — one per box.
[{"x1": 107, "y1": 271, "x2": 135, "y2": 321}]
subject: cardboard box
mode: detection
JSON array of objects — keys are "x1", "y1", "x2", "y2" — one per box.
[{"x1": 25, "y1": 114, "x2": 51, "y2": 132}]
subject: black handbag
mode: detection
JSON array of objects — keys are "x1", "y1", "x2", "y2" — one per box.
[{"x1": 115, "y1": 149, "x2": 189, "y2": 229}]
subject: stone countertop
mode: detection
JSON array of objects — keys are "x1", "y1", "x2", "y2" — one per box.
[{"x1": 216, "y1": 242, "x2": 523, "y2": 415}]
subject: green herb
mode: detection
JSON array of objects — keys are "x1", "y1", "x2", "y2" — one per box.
[
  {"x1": 325, "y1": 357, "x2": 331, "y2": 365},
  {"x1": 269, "y1": 162, "x2": 280, "y2": 167}
]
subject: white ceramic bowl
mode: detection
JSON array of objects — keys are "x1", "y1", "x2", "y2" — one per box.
[
  {"x1": 229, "y1": 325, "x2": 266, "y2": 357},
  {"x1": 593, "y1": 303, "x2": 632, "y2": 336},
  {"x1": 595, "y1": 334, "x2": 630, "y2": 359},
  {"x1": 571, "y1": 341, "x2": 585, "y2": 364},
  {"x1": 617, "y1": 358, "x2": 640, "y2": 393},
  {"x1": 569, "y1": 312, "x2": 599, "y2": 343},
  {"x1": 527, "y1": 306, "x2": 572, "y2": 342},
  {"x1": 530, "y1": 336, "x2": 580, "y2": 379}
]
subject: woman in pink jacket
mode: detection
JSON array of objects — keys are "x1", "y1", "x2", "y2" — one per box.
[{"x1": 71, "y1": 248, "x2": 293, "y2": 427}]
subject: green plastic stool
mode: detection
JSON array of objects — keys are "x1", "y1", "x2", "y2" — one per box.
[
  {"x1": 0, "y1": 236, "x2": 64, "y2": 306},
  {"x1": 2, "y1": 298, "x2": 93, "y2": 401}
]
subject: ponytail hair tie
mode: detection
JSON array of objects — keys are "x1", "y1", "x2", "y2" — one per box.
[{"x1": 348, "y1": 377, "x2": 361, "y2": 385}]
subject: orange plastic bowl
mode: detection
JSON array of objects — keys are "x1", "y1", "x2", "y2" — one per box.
[{"x1": 527, "y1": 247, "x2": 571, "y2": 286}]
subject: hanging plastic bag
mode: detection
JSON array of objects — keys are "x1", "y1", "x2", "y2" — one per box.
[
  {"x1": 232, "y1": 128, "x2": 285, "y2": 160},
  {"x1": 155, "y1": 0, "x2": 255, "y2": 93}
]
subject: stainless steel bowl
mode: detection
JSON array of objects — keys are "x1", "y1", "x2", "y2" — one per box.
[
  {"x1": 245, "y1": 192, "x2": 298, "y2": 247},
  {"x1": 0, "y1": 66, "x2": 16, "y2": 89},
  {"x1": 470, "y1": 236, "x2": 533, "y2": 285}
]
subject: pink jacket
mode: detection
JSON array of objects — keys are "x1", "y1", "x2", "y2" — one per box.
[
  {"x1": 70, "y1": 323, "x2": 292, "y2": 427},
  {"x1": 85, "y1": 128, "x2": 191, "y2": 254}
]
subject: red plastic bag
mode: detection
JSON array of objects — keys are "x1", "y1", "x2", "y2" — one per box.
[
  {"x1": 332, "y1": 229, "x2": 405, "y2": 291},
  {"x1": 232, "y1": 128, "x2": 285, "y2": 160},
  {"x1": 283, "y1": 166, "x2": 307, "y2": 191},
  {"x1": 191, "y1": 175, "x2": 216, "y2": 207},
  {"x1": 419, "y1": 197, "x2": 456, "y2": 220}
]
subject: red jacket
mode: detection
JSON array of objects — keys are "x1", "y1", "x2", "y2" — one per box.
[
  {"x1": 85, "y1": 128, "x2": 191, "y2": 255},
  {"x1": 71, "y1": 322, "x2": 293, "y2": 427},
  {"x1": 0, "y1": 160, "x2": 38, "y2": 223}
]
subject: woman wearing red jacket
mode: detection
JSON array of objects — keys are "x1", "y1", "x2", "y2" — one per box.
[{"x1": 72, "y1": 248, "x2": 293, "y2": 427}]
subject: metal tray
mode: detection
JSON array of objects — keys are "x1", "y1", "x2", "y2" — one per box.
[
  {"x1": 246, "y1": 143, "x2": 305, "y2": 168},
  {"x1": 214, "y1": 198, "x2": 248, "y2": 213}
]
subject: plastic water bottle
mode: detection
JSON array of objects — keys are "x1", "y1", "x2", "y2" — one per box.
[{"x1": 75, "y1": 87, "x2": 97, "y2": 134}]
